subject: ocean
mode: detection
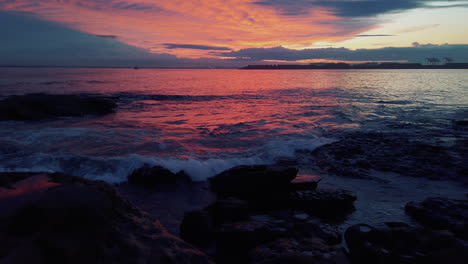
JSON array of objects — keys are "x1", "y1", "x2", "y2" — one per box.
[{"x1": 1, "y1": 68, "x2": 467, "y2": 225}]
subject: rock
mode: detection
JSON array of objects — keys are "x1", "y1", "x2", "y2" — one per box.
[
  {"x1": 209, "y1": 165, "x2": 298, "y2": 199},
  {"x1": 290, "y1": 174, "x2": 320, "y2": 191},
  {"x1": 216, "y1": 220, "x2": 287, "y2": 263},
  {"x1": 0, "y1": 172, "x2": 212, "y2": 264},
  {"x1": 311, "y1": 132, "x2": 459, "y2": 182},
  {"x1": 128, "y1": 165, "x2": 192, "y2": 189},
  {"x1": 0, "y1": 93, "x2": 117, "y2": 121},
  {"x1": 180, "y1": 209, "x2": 215, "y2": 248},
  {"x1": 345, "y1": 223, "x2": 468, "y2": 264},
  {"x1": 405, "y1": 197, "x2": 468, "y2": 239},
  {"x1": 252, "y1": 238, "x2": 349, "y2": 264},
  {"x1": 288, "y1": 189, "x2": 357, "y2": 221},
  {"x1": 207, "y1": 197, "x2": 251, "y2": 224}
]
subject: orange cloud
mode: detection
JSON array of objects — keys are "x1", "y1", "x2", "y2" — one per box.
[{"x1": 0, "y1": 0, "x2": 375, "y2": 58}]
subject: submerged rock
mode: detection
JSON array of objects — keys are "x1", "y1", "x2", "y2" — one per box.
[
  {"x1": 405, "y1": 197, "x2": 468, "y2": 239},
  {"x1": 345, "y1": 223, "x2": 468, "y2": 264},
  {"x1": 0, "y1": 93, "x2": 117, "y2": 121},
  {"x1": 0, "y1": 172, "x2": 212, "y2": 264},
  {"x1": 128, "y1": 165, "x2": 192, "y2": 189}
]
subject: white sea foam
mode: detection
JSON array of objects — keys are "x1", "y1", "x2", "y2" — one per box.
[{"x1": 0, "y1": 136, "x2": 334, "y2": 183}]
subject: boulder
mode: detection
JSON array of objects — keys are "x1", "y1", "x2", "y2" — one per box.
[
  {"x1": 0, "y1": 172, "x2": 212, "y2": 264},
  {"x1": 207, "y1": 197, "x2": 251, "y2": 224},
  {"x1": 180, "y1": 209, "x2": 215, "y2": 248},
  {"x1": 209, "y1": 165, "x2": 298, "y2": 199},
  {"x1": 216, "y1": 219, "x2": 287, "y2": 263},
  {"x1": 0, "y1": 93, "x2": 117, "y2": 121},
  {"x1": 290, "y1": 174, "x2": 320, "y2": 191},
  {"x1": 345, "y1": 223, "x2": 468, "y2": 264},
  {"x1": 128, "y1": 165, "x2": 192, "y2": 189},
  {"x1": 405, "y1": 197, "x2": 468, "y2": 239}
]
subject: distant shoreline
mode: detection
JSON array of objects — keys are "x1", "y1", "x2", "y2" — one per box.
[{"x1": 241, "y1": 63, "x2": 468, "y2": 70}]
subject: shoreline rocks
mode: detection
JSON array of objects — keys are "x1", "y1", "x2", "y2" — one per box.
[
  {"x1": 405, "y1": 197, "x2": 468, "y2": 239},
  {"x1": 0, "y1": 93, "x2": 117, "y2": 121},
  {"x1": 181, "y1": 165, "x2": 356, "y2": 263},
  {"x1": 345, "y1": 222, "x2": 468, "y2": 264},
  {"x1": 310, "y1": 132, "x2": 466, "y2": 183},
  {"x1": 0, "y1": 172, "x2": 212, "y2": 264},
  {"x1": 128, "y1": 165, "x2": 192, "y2": 190}
]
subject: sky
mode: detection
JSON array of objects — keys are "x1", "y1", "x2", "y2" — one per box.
[{"x1": 1, "y1": 0, "x2": 468, "y2": 67}]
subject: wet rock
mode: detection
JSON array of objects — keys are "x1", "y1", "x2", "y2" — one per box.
[
  {"x1": 180, "y1": 209, "x2": 215, "y2": 248},
  {"x1": 252, "y1": 238, "x2": 349, "y2": 264},
  {"x1": 345, "y1": 223, "x2": 468, "y2": 264},
  {"x1": 209, "y1": 165, "x2": 298, "y2": 199},
  {"x1": 207, "y1": 197, "x2": 251, "y2": 224},
  {"x1": 290, "y1": 174, "x2": 320, "y2": 191},
  {"x1": 311, "y1": 132, "x2": 459, "y2": 181},
  {"x1": 0, "y1": 93, "x2": 117, "y2": 121},
  {"x1": 0, "y1": 172, "x2": 212, "y2": 264},
  {"x1": 128, "y1": 165, "x2": 192, "y2": 189},
  {"x1": 288, "y1": 189, "x2": 357, "y2": 221},
  {"x1": 216, "y1": 220, "x2": 287, "y2": 263},
  {"x1": 405, "y1": 197, "x2": 468, "y2": 239}
]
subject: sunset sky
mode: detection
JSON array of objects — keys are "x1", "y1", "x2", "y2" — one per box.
[{"x1": 1, "y1": 0, "x2": 468, "y2": 67}]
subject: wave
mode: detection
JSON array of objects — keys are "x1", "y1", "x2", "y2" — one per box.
[
  {"x1": 113, "y1": 92, "x2": 266, "y2": 102},
  {"x1": 0, "y1": 136, "x2": 334, "y2": 183}
]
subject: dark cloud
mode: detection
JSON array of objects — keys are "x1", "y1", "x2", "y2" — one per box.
[
  {"x1": 162, "y1": 43, "x2": 232, "y2": 51},
  {"x1": 220, "y1": 44, "x2": 468, "y2": 63},
  {"x1": 95, "y1": 34, "x2": 118, "y2": 39},
  {"x1": 356, "y1": 34, "x2": 394, "y2": 37},
  {"x1": 253, "y1": 0, "x2": 468, "y2": 17}
]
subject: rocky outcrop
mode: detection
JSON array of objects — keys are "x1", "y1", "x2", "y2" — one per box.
[
  {"x1": 405, "y1": 197, "x2": 468, "y2": 239},
  {"x1": 0, "y1": 172, "x2": 212, "y2": 264},
  {"x1": 311, "y1": 132, "x2": 463, "y2": 181},
  {"x1": 181, "y1": 165, "x2": 356, "y2": 263},
  {"x1": 0, "y1": 93, "x2": 117, "y2": 121},
  {"x1": 128, "y1": 165, "x2": 192, "y2": 189},
  {"x1": 345, "y1": 222, "x2": 468, "y2": 264}
]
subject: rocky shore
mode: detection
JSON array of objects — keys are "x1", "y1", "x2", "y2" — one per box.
[
  {"x1": 1, "y1": 165, "x2": 467, "y2": 264},
  {"x1": 0, "y1": 93, "x2": 117, "y2": 121}
]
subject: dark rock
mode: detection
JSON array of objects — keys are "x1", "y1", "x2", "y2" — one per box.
[
  {"x1": 216, "y1": 219, "x2": 287, "y2": 263},
  {"x1": 0, "y1": 93, "x2": 117, "y2": 121},
  {"x1": 207, "y1": 197, "x2": 251, "y2": 224},
  {"x1": 0, "y1": 172, "x2": 212, "y2": 264},
  {"x1": 209, "y1": 165, "x2": 298, "y2": 199},
  {"x1": 252, "y1": 238, "x2": 349, "y2": 264},
  {"x1": 128, "y1": 165, "x2": 192, "y2": 189},
  {"x1": 345, "y1": 223, "x2": 468, "y2": 264},
  {"x1": 180, "y1": 209, "x2": 215, "y2": 248},
  {"x1": 311, "y1": 132, "x2": 460, "y2": 182},
  {"x1": 290, "y1": 174, "x2": 320, "y2": 191},
  {"x1": 405, "y1": 197, "x2": 468, "y2": 239},
  {"x1": 288, "y1": 189, "x2": 357, "y2": 221}
]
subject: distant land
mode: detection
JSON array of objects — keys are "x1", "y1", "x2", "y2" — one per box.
[{"x1": 241, "y1": 62, "x2": 468, "y2": 70}]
